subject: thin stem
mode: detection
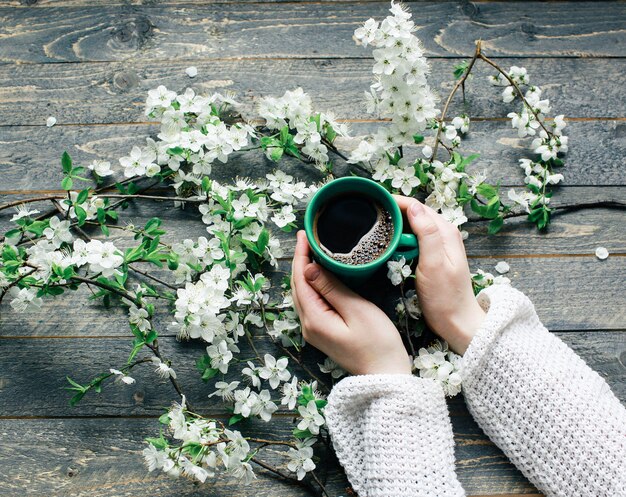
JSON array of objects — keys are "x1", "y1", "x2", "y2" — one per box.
[
  {"x1": 321, "y1": 137, "x2": 371, "y2": 176},
  {"x1": 477, "y1": 52, "x2": 552, "y2": 137},
  {"x1": 250, "y1": 457, "x2": 297, "y2": 482},
  {"x1": 0, "y1": 196, "x2": 65, "y2": 212},
  {"x1": 465, "y1": 200, "x2": 626, "y2": 223},
  {"x1": 0, "y1": 268, "x2": 38, "y2": 305},
  {"x1": 128, "y1": 264, "x2": 177, "y2": 290},
  {"x1": 431, "y1": 41, "x2": 482, "y2": 162},
  {"x1": 309, "y1": 469, "x2": 331, "y2": 497},
  {"x1": 98, "y1": 193, "x2": 205, "y2": 203},
  {"x1": 145, "y1": 341, "x2": 193, "y2": 411}
]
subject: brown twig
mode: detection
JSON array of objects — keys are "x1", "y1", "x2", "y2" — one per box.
[
  {"x1": 465, "y1": 200, "x2": 626, "y2": 224},
  {"x1": 431, "y1": 41, "x2": 482, "y2": 162},
  {"x1": 477, "y1": 52, "x2": 552, "y2": 137},
  {"x1": 0, "y1": 267, "x2": 38, "y2": 306}
]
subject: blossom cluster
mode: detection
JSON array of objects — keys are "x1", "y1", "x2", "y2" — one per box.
[
  {"x1": 258, "y1": 88, "x2": 349, "y2": 171},
  {"x1": 490, "y1": 66, "x2": 568, "y2": 220},
  {"x1": 413, "y1": 340, "x2": 463, "y2": 396}
]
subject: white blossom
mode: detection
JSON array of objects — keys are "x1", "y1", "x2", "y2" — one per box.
[
  {"x1": 297, "y1": 400, "x2": 325, "y2": 435},
  {"x1": 109, "y1": 368, "x2": 135, "y2": 385},
  {"x1": 88, "y1": 160, "x2": 114, "y2": 177},
  {"x1": 595, "y1": 247, "x2": 609, "y2": 260},
  {"x1": 495, "y1": 261, "x2": 510, "y2": 274},
  {"x1": 387, "y1": 256, "x2": 412, "y2": 285},
  {"x1": 42, "y1": 216, "x2": 73, "y2": 248},
  {"x1": 258, "y1": 353, "x2": 291, "y2": 389}
]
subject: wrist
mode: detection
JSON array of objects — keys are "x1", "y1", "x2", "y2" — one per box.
[{"x1": 446, "y1": 301, "x2": 486, "y2": 355}]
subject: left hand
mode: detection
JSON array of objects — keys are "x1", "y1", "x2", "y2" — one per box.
[{"x1": 290, "y1": 230, "x2": 411, "y2": 376}]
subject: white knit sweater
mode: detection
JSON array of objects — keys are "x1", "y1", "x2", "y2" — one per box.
[{"x1": 324, "y1": 285, "x2": 626, "y2": 497}]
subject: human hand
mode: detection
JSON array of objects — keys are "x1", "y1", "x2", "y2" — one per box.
[
  {"x1": 394, "y1": 196, "x2": 485, "y2": 354},
  {"x1": 290, "y1": 230, "x2": 411, "y2": 375}
]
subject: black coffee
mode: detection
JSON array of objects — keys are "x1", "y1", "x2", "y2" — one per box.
[{"x1": 314, "y1": 194, "x2": 394, "y2": 265}]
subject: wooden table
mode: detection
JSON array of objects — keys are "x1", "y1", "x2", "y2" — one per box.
[{"x1": 0, "y1": 1, "x2": 624, "y2": 496}]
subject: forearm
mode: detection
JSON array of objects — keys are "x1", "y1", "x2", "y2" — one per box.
[
  {"x1": 325, "y1": 374, "x2": 465, "y2": 497},
  {"x1": 462, "y1": 285, "x2": 626, "y2": 497}
]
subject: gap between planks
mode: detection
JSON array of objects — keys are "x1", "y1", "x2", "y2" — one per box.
[
  {"x1": 1, "y1": 117, "x2": 625, "y2": 129},
  {"x1": 1, "y1": 329, "x2": 623, "y2": 340}
]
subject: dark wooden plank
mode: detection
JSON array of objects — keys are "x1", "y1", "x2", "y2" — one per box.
[
  {"x1": 0, "y1": 2, "x2": 624, "y2": 63},
  {"x1": 0, "y1": 412, "x2": 547, "y2": 496},
  {"x1": 0, "y1": 417, "x2": 351, "y2": 497},
  {"x1": 2, "y1": 120, "x2": 625, "y2": 192},
  {"x1": 2, "y1": 185, "x2": 625, "y2": 255},
  {"x1": 1, "y1": 59, "x2": 625, "y2": 126}
]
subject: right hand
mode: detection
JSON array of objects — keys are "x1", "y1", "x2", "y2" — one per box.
[{"x1": 394, "y1": 196, "x2": 486, "y2": 354}]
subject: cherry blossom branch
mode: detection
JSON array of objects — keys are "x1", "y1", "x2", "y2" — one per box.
[
  {"x1": 477, "y1": 52, "x2": 552, "y2": 137},
  {"x1": 430, "y1": 41, "x2": 482, "y2": 162},
  {"x1": 465, "y1": 200, "x2": 626, "y2": 223},
  {"x1": 0, "y1": 267, "x2": 38, "y2": 305}
]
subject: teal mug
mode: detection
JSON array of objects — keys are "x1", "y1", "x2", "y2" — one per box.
[{"x1": 304, "y1": 177, "x2": 419, "y2": 282}]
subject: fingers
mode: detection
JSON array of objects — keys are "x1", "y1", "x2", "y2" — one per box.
[
  {"x1": 302, "y1": 262, "x2": 366, "y2": 318},
  {"x1": 403, "y1": 200, "x2": 445, "y2": 268},
  {"x1": 394, "y1": 195, "x2": 467, "y2": 268},
  {"x1": 291, "y1": 231, "x2": 345, "y2": 334}
]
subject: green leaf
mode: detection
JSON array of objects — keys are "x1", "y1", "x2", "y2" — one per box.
[
  {"x1": 292, "y1": 427, "x2": 313, "y2": 439},
  {"x1": 146, "y1": 436, "x2": 169, "y2": 450},
  {"x1": 412, "y1": 134, "x2": 424, "y2": 144},
  {"x1": 256, "y1": 228, "x2": 270, "y2": 254},
  {"x1": 324, "y1": 123, "x2": 337, "y2": 143},
  {"x1": 269, "y1": 147, "x2": 283, "y2": 162},
  {"x1": 488, "y1": 216, "x2": 504, "y2": 234},
  {"x1": 75, "y1": 205, "x2": 87, "y2": 226},
  {"x1": 167, "y1": 146, "x2": 184, "y2": 156},
  {"x1": 201, "y1": 177, "x2": 211, "y2": 193},
  {"x1": 61, "y1": 152, "x2": 72, "y2": 173},
  {"x1": 76, "y1": 189, "x2": 90, "y2": 204},
  {"x1": 158, "y1": 413, "x2": 171, "y2": 425},
  {"x1": 61, "y1": 176, "x2": 73, "y2": 191},
  {"x1": 145, "y1": 329, "x2": 158, "y2": 344},
  {"x1": 228, "y1": 414, "x2": 244, "y2": 426},
  {"x1": 71, "y1": 167, "x2": 86, "y2": 176},
  {"x1": 201, "y1": 368, "x2": 219, "y2": 381},
  {"x1": 476, "y1": 183, "x2": 498, "y2": 199},
  {"x1": 4, "y1": 228, "x2": 21, "y2": 239}
]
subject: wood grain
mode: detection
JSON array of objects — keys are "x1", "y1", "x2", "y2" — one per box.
[
  {"x1": 2, "y1": 184, "x2": 625, "y2": 256},
  {"x1": 0, "y1": 332, "x2": 623, "y2": 416},
  {"x1": 2, "y1": 120, "x2": 626, "y2": 195},
  {"x1": 1, "y1": 253, "x2": 624, "y2": 339},
  {"x1": 0, "y1": 2, "x2": 624, "y2": 63},
  {"x1": 2, "y1": 58, "x2": 625, "y2": 127},
  {"x1": 0, "y1": 414, "x2": 548, "y2": 496}
]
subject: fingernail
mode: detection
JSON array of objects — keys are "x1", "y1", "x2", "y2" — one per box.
[
  {"x1": 410, "y1": 201, "x2": 423, "y2": 217},
  {"x1": 304, "y1": 264, "x2": 320, "y2": 281}
]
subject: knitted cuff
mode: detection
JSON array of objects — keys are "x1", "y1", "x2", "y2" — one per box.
[
  {"x1": 326, "y1": 374, "x2": 465, "y2": 497},
  {"x1": 461, "y1": 284, "x2": 536, "y2": 388}
]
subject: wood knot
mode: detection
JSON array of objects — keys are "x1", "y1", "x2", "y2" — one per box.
[
  {"x1": 112, "y1": 16, "x2": 154, "y2": 46},
  {"x1": 66, "y1": 466, "x2": 78, "y2": 478},
  {"x1": 113, "y1": 70, "x2": 140, "y2": 91},
  {"x1": 521, "y1": 22, "x2": 538, "y2": 39},
  {"x1": 133, "y1": 390, "x2": 145, "y2": 404},
  {"x1": 460, "y1": 0, "x2": 479, "y2": 19}
]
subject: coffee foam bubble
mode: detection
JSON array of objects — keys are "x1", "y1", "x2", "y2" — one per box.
[{"x1": 319, "y1": 204, "x2": 394, "y2": 265}]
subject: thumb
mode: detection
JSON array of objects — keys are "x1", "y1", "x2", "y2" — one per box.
[
  {"x1": 304, "y1": 263, "x2": 363, "y2": 316},
  {"x1": 405, "y1": 201, "x2": 444, "y2": 268}
]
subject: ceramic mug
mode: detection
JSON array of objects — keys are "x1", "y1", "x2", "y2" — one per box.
[{"x1": 304, "y1": 177, "x2": 419, "y2": 282}]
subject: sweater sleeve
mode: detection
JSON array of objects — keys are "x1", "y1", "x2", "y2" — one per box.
[
  {"x1": 462, "y1": 284, "x2": 626, "y2": 497},
  {"x1": 324, "y1": 374, "x2": 465, "y2": 497}
]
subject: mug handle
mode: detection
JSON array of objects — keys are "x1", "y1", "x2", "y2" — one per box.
[{"x1": 393, "y1": 233, "x2": 419, "y2": 261}]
